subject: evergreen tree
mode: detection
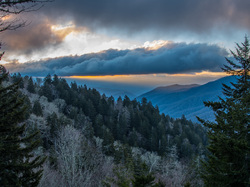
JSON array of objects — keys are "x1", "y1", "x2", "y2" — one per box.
[
  {"x1": 27, "y1": 76, "x2": 35, "y2": 93},
  {"x1": 11, "y1": 73, "x2": 24, "y2": 88},
  {"x1": 132, "y1": 172, "x2": 164, "y2": 187},
  {"x1": 198, "y1": 37, "x2": 250, "y2": 186},
  {"x1": 32, "y1": 100, "x2": 43, "y2": 117},
  {"x1": 0, "y1": 65, "x2": 45, "y2": 186},
  {"x1": 52, "y1": 74, "x2": 59, "y2": 87},
  {"x1": 132, "y1": 173, "x2": 155, "y2": 187},
  {"x1": 102, "y1": 166, "x2": 131, "y2": 187},
  {"x1": 39, "y1": 74, "x2": 53, "y2": 102}
]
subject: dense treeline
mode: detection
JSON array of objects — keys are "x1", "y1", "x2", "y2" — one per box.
[
  {"x1": 15, "y1": 73, "x2": 207, "y2": 159},
  {"x1": 0, "y1": 66, "x2": 45, "y2": 186},
  {"x1": 7, "y1": 72, "x2": 207, "y2": 186},
  {"x1": 2, "y1": 37, "x2": 249, "y2": 186}
]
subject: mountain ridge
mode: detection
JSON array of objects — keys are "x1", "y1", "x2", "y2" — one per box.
[
  {"x1": 138, "y1": 76, "x2": 237, "y2": 122},
  {"x1": 146, "y1": 84, "x2": 200, "y2": 93}
]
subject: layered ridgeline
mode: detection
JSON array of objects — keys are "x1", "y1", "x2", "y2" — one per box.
[
  {"x1": 8, "y1": 72, "x2": 207, "y2": 186},
  {"x1": 138, "y1": 76, "x2": 237, "y2": 121}
]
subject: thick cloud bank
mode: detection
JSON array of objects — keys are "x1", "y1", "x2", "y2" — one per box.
[
  {"x1": 45, "y1": 0, "x2": 250, "y2": 34},
  {"x1": 6, "y1": 42, "x2": 228, "y2": 76},
  {"x1": 2, "y1": 0, "x2": 249, "y2": 61}
]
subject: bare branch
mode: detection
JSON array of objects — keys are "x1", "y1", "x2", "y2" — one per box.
[{"x1": 0, "y1": 0, "x2": 53, "y2": 32}]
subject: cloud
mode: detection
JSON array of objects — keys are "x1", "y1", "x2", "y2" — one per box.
[
  {"x1": 2, "y1": 16, "x2": 58, "y2": 53},
  {"x1": 1, "y1": 12, "x2": 143, "y2": 62},
  {"x1": 42, "y1": 0, "x2": 250, "y2": 36},
  {"x1": 1, "y1": 0, "x2": 248, "y2": 63},
  {"x1": 5, "y1": 42, "x2": 228, "y2": 76},
  {"x1": 1, "y1": 15, "x2": 85, "y2": 55}
]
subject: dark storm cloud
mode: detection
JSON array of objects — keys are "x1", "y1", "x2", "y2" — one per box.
[
  {"x1": 6, "y1": 42, "x2": 228, "y2": 76},
  {"x1": 1, "y1": 0, "x2": 248, "y2": 58},
  {"x1": 2, "y1": 17, "x2": 59, "y2": 54},
  {"x1": 1, "y1": 15, "x2": 77, "y2": 55},
  {"x1": 43, "y1": 0, "x2": 250, "y2": 34}
]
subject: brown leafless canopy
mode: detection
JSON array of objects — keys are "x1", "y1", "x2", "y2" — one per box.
[{"x1": 0, "y1": 0, "x2": 53, "y2": 32}]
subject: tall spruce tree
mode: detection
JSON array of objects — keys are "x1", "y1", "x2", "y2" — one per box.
[
  {"x1": 27, "y1": 77, "x2": 36, "y2": 94},
  {"x1": 0, "y1": 65, "x2": 45, "y2": 186},
  {"x1": 198, "y1": 36, "x2": 250, "y2": 186}
]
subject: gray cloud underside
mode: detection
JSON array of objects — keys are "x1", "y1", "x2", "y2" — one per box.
[
  {"x1": 2, "y1": 0, "x2": 249, "y2": 58},
  {"x1": 6, "y1": 43, "x2": 228, "y2": 76},
  {"x1": 2, "y1": 15, "x2": 64, "y2": 54},
  {"x1": 45, "y1": 0, "x2": 250, "y2": 34}
]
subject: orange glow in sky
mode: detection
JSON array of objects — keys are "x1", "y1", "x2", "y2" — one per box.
[{"x1": 66, "y1": 71, "x2": 227, "y2": 86}]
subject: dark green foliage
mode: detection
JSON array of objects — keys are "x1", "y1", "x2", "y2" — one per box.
[
  {"x1": 132, "y1": 173, "x2": 155, "y2": 187},
  {"x1": 0, "y1": 65, "x2": 45, "y2": 186},
  {"x1": 43, "y1": 112, "x2": 60, "y2": 149},
  {"x1": 39, "y1": 74, "x2": 53, "y2": 102},
  {"x1": 11, "y1": 73, "x2": 24, "y2": 88},
  {"x1": 101, "y1": 125, "x2": 115, "y2": 155},
  {"x1": 52, "y1": 74, "x2": 59, "y2": 86},
  {"x1": 32, "y1": 100, "x2": 43, "y2": 117},
  {"x1": 103, "y1": 166, "x2": 132, "y2": 187},
  {"x1": 153, "y1": 181, "x2": 165, "y2": 187},
  {"x1": 132, "y1": 172, "x2": 164, "y2": 187},
  {"x1": 184, "y1": 182, "x2": 191, "y2": 187},
  {"x1": 27, "y1": 76, "x2": 35, "y2": 93},
  {"x1": 4, "y1": 66, "x2": 208, "y2": 185},
  {"x1": 198, "y1": 37, "x2": 250, "y2": 186},
  {"x1": 104, "y1": 166, "x2": 164, "y2": 187},
  {"x1": 114, "y1": 144, "x2": 134, "y2": 167},
  {"x1": 36, "y1": 73, "x2": 207, "y2": 160}
]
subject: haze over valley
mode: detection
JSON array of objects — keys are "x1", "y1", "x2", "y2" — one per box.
[{"x1": 0, "y1": 0, "x2": 249, "y2": 186}]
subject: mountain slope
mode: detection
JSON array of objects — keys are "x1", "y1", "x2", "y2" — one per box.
[{"x1": 138, "y1": 76, "x2": 237, "y2": 121}]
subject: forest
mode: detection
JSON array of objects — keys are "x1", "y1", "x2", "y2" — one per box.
[
  {"x1": 1, "y1": 37, "x2": 249, "y2": 187},
  {"x1": 0, "y1": 0, "x2": 249, "y2": 186},
  {"x1": 1, "y1": 69, "x2": 207, "y2": 186}
]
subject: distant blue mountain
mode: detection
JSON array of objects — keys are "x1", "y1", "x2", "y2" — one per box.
[
  {"x1": 138, "y1": 76, "x2": 237, "y2": 122},
  {"x1": 64, "y1": 78, "x2": 151, "y2": 99}
]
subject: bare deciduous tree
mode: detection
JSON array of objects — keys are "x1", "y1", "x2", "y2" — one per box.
[
  {"x1": 55, "y1": 125, "x2": 111, "y2": 187},
  {"x1": 141, "y1": 151, "x2": 160, "y2": 173},
  {"x1": 55, "y1": 125, "x2": 88, "y2": 187},
  {"x1": 38, "y1": 163, "x2": 64, "y2": 187},
  {"x1": 159, "y1": 145, "x2": 187, "y2": 187},
  {"x1": 0, "y1": 0, "x2": 52, "y2": 32}
]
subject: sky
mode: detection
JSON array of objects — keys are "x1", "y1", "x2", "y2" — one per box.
[{"x1": 1, "y1": 0, "x2": 250, "y2": 94}]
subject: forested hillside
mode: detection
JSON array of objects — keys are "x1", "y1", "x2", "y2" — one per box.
[
  {"x1": 0, "y1": 0, "x2": 249, "y2": 185},
  {"x1": 6, "y1": 72, "x2": 207, "y2": 186},
  {"x1": 138, "y1": 76, "x2": 237, "y2": 121}
]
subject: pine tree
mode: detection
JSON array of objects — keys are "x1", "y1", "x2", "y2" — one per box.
[
  {"x1": 32, "y1": 100, "x2": 43, "y2": 117},
  {"x1": 39, "y1": 74, "x2": 53, "y2": 102},
  {"x1": 198, "y1": 36, "x2": 250, "y2": 186},
  {"x1": 132, "y1": 173, "x2": 155, "y2": 187},
  {"x1": 0, "y1": 65, "x2": 45, "y2": 186},
  {"x1": 11, "y1": 73, "x2": 24, "y2": 88},
  {"x1": 27, "y1": 76, "x2": 35, "y2": 93},
  {"x1": 132, "y1": 173, "x2": 165, "y2": 187}
]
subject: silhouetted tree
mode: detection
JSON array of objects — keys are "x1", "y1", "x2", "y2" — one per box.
[
  {"x1": 27, "y1": 77, "x2": 35, "y2": 93},
  {"x1": 198, "y1": 36, "x2": 250, "y2": 186},
  {"x1": 32, "y1": 100, "x2": 43, "y2": 117},
  {"x1": 0, "y1": 65, "x2": 45, "y2": 186}
]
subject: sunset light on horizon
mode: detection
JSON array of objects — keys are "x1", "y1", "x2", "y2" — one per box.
[{"x1": 1, "y1": 0, "x2": 249, "y2": 87}]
